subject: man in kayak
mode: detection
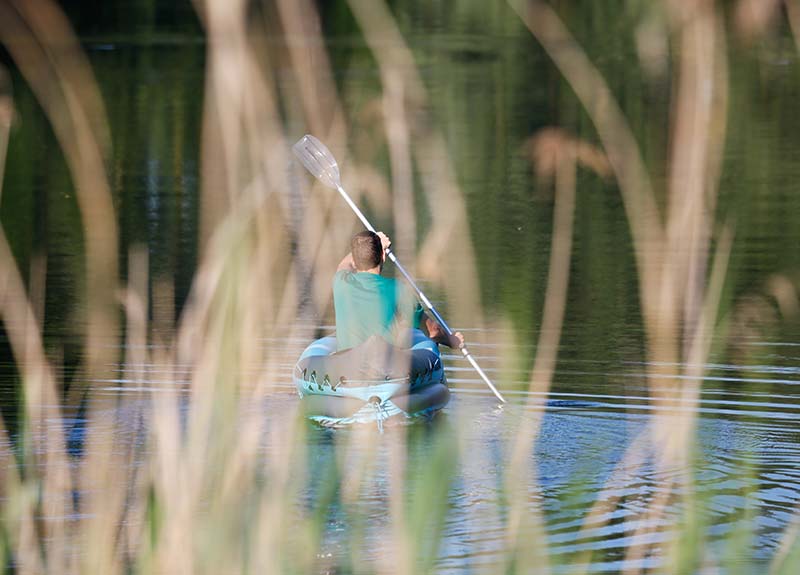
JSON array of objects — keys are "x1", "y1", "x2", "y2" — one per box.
[{"x1": 334, "y1": 230, "x2": 464, "y2": 352}]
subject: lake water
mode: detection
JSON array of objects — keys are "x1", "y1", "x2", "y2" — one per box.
[
  {"x1": 1, "y1": 1, "x2": 800, "y2": 573},
  {"x1": 38, "y1": 328, "x2": 799, "y2": 572}
]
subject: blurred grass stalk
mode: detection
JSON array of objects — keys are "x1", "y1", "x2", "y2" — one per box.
[{"x1": 0, "y1": 0, "x2": 799, "y2": 574}]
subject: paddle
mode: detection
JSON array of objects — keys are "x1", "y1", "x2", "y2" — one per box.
[{"x1": 292, "y1": 134, "x2": 506, "y2": 404}]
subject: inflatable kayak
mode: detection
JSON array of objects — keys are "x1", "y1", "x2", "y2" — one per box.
[{"x1": 293, "y1": 331, "x2": 449, "y2": 428}]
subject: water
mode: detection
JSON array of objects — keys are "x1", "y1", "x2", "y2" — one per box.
[
  {"x1": 24, "y1": 328, "x2": 796, "y2": 572},
  {"x1": 2, "y1": 1, "x2": 800, "y2": 572},
  {"x1": 292, "y1": 338, "x2": 799, "y2": 572}
]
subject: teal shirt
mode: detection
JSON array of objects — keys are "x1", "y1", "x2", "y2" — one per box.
[{"x1": 333, "y1": 270, "x2": 420, "y2": 351}]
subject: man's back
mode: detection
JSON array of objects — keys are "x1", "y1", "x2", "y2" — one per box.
[{"x1": 332, "y1": 270, "x2": 415, "y2": 351}]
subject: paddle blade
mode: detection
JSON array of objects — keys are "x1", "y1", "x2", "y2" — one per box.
[{"x1": 292, "y1": 134, "x2": 341, "y2": 189}]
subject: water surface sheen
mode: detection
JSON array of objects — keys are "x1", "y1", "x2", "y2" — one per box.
[{"x1": 25, "y1": 329, "x2": 793, "y2": 573}]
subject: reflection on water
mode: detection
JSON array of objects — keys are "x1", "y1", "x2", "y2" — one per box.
[{"x1": 5, "y1": 328, "x2": 793, "y2": 573}]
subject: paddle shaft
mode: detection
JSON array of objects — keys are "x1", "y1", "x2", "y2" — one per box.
[{"x1": 335, "y1": 185, "x2": 507, "y2": 404}]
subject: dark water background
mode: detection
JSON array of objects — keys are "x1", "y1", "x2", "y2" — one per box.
[{"x1": 1, "y1": 1, "x2": 799, "y2": 572}]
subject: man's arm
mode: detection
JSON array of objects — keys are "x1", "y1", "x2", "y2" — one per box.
[{"x1": 337, "y1": 252, "x2": 356, "y2": 272}]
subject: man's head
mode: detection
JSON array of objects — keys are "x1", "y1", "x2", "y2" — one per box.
[{"x1": 351, "y1": 230, "x2": 384, "y2": 271}]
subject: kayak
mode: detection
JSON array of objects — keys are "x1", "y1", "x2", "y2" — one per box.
[{"x1": 293, "y1": 331, "x2": 449, "y2": 428}]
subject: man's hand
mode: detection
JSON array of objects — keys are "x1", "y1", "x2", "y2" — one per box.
[
  {"x1": 424, "y1": 315, "x2": 465, "y2": 349},
  {"x1": 376, "y1": 231, "x2": 391, "y2": 252},
  {"x1": 448, "y1": 331, "x2": 465, "y2": 350}
]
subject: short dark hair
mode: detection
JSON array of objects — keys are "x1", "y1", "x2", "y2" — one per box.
[{"x1": 351, "y1": 231, "x2": 382, "y2": 271}]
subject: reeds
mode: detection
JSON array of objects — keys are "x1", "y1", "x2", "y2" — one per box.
[{"x1": 1, "y1": 0, "x2": 799, "y2": 573}]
